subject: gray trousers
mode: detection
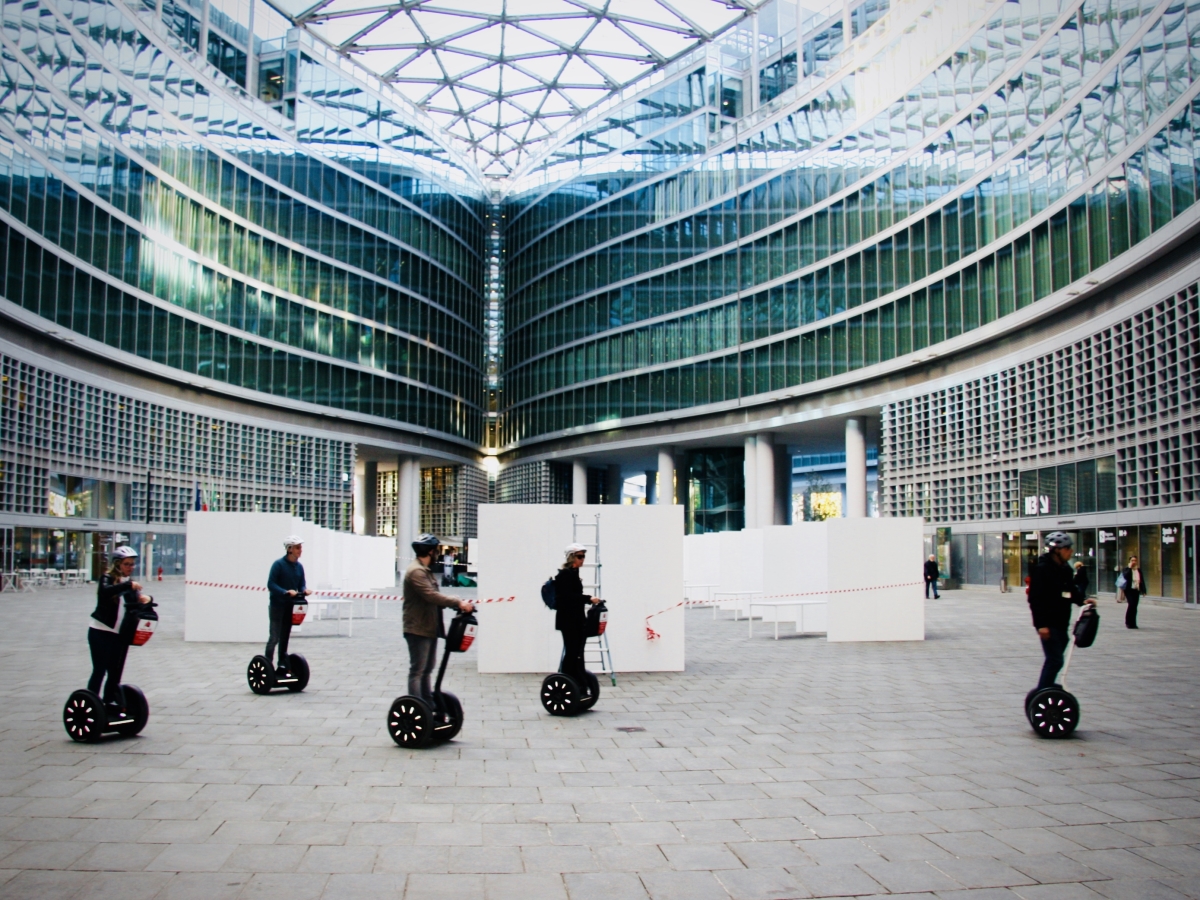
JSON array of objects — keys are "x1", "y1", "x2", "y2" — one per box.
[
  {"x1": 405, "y1": 633, "x2": 437, "y2": 702},
  {"x1": 265, "y1": 604, "x2": 293, "y2": 668}
]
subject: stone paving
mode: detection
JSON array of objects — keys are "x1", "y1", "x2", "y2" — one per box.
[{"x1": 0, "y1": 582, "x2": 1198, "y2": 899}]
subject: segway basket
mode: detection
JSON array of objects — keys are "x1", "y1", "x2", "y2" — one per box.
[
  {"x1": 130, "y1": 602, "x2": 159, "y2": 646},
  {"x1": 291, "y1": 600, "x2": 308, "y2": 626}
]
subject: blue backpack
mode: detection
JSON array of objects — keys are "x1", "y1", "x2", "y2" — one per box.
[{"x1": 540, "y1": 576, "x2": 556, "y2": 610}]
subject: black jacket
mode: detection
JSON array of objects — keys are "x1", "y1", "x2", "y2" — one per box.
[
  {"x1": 1120, "y1": 567, "x2": 1144, "y2": 596},
  {"x1": 90, "y1": 574, "x2": 143, "y2": 642},
  {"x1": 1073, "y1": 568, "x2": 1088, "y2": 596},
  {"x1": 1028, "y1": 553, "x2": 1082, "y2": 630},
  {"x1": 554, "y1": 567, "x2": 591, "y2": 634},
  {"x1": 924, "y1": 560, "x2": 939, "y2": 580}
]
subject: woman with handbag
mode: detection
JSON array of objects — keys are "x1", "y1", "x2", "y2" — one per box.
[{"x1": 1120, "y1": 556, "x2": 1144, "y2": 629}]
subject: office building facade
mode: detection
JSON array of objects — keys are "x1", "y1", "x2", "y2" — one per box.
[{"x1": 1, "y1": 0, "x2": 1198, "y2": 602}]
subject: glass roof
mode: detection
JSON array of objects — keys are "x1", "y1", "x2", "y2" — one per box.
[{"x1": 274, "y1": 0, "x2": 763, "y2": 178}]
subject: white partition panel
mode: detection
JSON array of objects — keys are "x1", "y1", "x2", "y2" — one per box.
[
  {"x1": 762, "y1": 523, "x2": 828, "y2": 629},
  {"x1": 476, "y1": 504, "x2": 684, "y2": 673},
  {"x1": 825, "y1": 517, "x2": 925, "y2": 642},
  {"x1": 714, "y1": 529, "x2": 763, "y2": 615},
  {"x1": 185, "y1": 511, "x2": 396, "y2": 641},
  {"x1": 682, "y1": 532, "x2": 720, "y2": 603}
]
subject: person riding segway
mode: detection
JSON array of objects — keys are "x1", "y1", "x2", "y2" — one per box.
[
  {"x1": 247, "y1": 535, "x2": 311, "y2": 694},
  {"x1": 540, "y1": 542, "x2": 604, "y2": 716},
  {"x1": 63, "y1": 546, "x2": 158, "y2": 742},
  {"x1": 387, "y1": 534, "x2": 476, "y2": 748},
  {"x1": 1025, "y1": 531, "x2": 1096, "y2": 737}
]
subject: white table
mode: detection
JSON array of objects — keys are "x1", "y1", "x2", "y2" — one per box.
[
  {"x1": 304, "y1": 598, "x2": 354, "y2": 636},
  {"x1": 352, "y1": 594, "x2": 380, "y2": 619},
  {"x1": 684, "y1": 582, "x2": 717, "y2": 607},
  {"x1": 748, "y1": 599, "x2": 828, "y2": 640},
  {"x1": 712, "y1": 590, "x2": 762, "y2": 620}
]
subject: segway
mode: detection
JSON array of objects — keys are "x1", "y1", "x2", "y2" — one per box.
[
  {"x1": 63, "y1": 603, "x2": 158, "y2": 743},
  {"x1": 1025, "y1": 602, "x2": 1099, "y2": 738},
  {"x1": 247, "y1": 600, "x2": 310, "y2": 695},
  {"x1": 388, "y1": 608, "x2": 478, "y2": 748},
  {"x1": 540, "y1": 601, "x2": 606, "y2": 717}
]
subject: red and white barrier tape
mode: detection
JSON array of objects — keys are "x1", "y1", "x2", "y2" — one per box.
[
  {"x1": 184, "y1": 581, "x2": 513, "y2": 604},
  {"x1": 646, "y1": 581, "x2": 925, "y2": 640}
]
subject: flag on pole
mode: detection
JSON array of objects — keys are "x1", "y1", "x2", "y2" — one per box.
[{"x1": 194, "y1": 482, "x2": 202, "y2": 512}]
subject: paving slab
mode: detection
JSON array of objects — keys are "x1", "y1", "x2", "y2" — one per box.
[{"x1": 0, "y1": 585, "x2": 1197, "y2": 899}]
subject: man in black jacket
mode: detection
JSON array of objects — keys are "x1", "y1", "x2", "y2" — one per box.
[
  {"x1": 1028, "y1": 532, "x2": 1085, "y2": 691},
  {"x1": 266, "y1": 536, "x2": 312, "y2": 676},
  {"x1": 924, "y1": 555, "x2": 940, "y2": 598}
]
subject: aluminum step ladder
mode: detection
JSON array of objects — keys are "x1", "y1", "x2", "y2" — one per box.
[{"x1": 573, "y1": 513, "x2": 615, "y2": 685}]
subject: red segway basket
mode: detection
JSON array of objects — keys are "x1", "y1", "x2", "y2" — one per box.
[
  {"x1": 131, "y1": 603, "x2": 159, "y2": 646},
  {"x1": 292, "y1": 602, "x2": 308, "y2": 626},
  {"x1": 446, "y1": 610, "x2": 478, "y2": 652},
  {"x1": 586, "y1": 600, "x2": 608, "y2": 637}
]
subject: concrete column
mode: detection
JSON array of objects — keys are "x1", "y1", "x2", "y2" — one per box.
[
  {"x1": 198, "y1": 0, "x2": 210, "y2": 61},
  {"x1": 743, "y1": 435, "x2": 757, "y2": 529},
  {"x1": 658, "y1": 448, "x2": 676, "y2": 505},
  {"x1": 846, "y1": 417, "x2": 867, "y2": 518},
  {"x1": 396, "y1": 457, "x2": 418, "y2": 574},
  {"x1": 756, "y1": 433, "x2": 775, "y2": 528},
  {"x1": 644, "y1": 470, "x2": 657, "y2": 505},
  {"x1": 363, "y1": 460, "x2": 378, "y2": 535},
  {"x1": 572, "y1": 460, "x2": 587, "y2": 505},
  {"x1": 606, "y1": 464, "x2": 623, "y2": 504},
  {"x1": 245, "y1": 0, "x2": 257, "y2": 95},
  {"x1": 774, "y1": 444, "x2": 791, "y2": 526}
]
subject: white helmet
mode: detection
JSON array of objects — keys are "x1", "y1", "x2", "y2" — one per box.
[
  {"x1": 564, "y1": 542, "x2": 587, "y2": 559},
  {"x1": 283, "y1": 535, "x2": 304, "y2": 549},
  {"x1": 112, "y1": 545, "x2": 138, "y2": 559}
]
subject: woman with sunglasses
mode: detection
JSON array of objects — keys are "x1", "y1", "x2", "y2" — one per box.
[{"x1": 554, "y1": 543, "x2": 602, "y2": 695}]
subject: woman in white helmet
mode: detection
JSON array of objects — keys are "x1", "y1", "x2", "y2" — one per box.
[
  {"x1": 554, "y1": 543, "x2": 602, "y2": 693},
  {"x1": 265, "y1": 536, "x2": 312, "y2": 676},
  {"x1": 87, "y1": 545, "x2": 152, "y2": 713}
]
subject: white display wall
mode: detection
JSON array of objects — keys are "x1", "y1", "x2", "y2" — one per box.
[
  {"x1": 184, "y1": 511, "x2": 395, "y2": 642},
  {"x1": 825, "y1": 517, "x2": 925, "y2": 642},
  {"x1": 682, "y1": 518, "x2": 925, "y2": 641},
  {"x1": 762, "y1": 523, "x2": 829, "y2": 630},
  {"x1": 476, "y1": 504, "x2": 685, "y2": 673}
]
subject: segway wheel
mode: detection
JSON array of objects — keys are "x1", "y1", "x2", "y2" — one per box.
[
  {"x1": 540, "y1": 673, "x2": 581, "y2": 716},
  {"x1": 63, "y1": 689, "x2": 105, "y2": 743},
  {"x1": 432, "y1": 691, "x2": 463, "y2": 743},
  {"x1": 247, "y1": 655, "x2": 275, "y2": 695},
  {"x1": 578, "y1": 671, "x2": 600, "y2": 711},
  {"x1": 1028, "y1": 687, "x2": 1079, "y2": 738},
  {"x1": 285, "y1": 654, "x2": 309, "y2": 692},
  {"x1": 388, "y1": 695, "x2": 433, "y2": 748},
  {"x1": 114, "y1": 685, "x2": 149, "y2": 737}
]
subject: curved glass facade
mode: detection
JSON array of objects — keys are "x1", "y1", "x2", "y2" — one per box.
[
  {"x1": 0, "y1": 0, "x2": 488, "y2": 446},
  {"x1": 500, "y1": 0, "x2": 1200, "y2": 447}
]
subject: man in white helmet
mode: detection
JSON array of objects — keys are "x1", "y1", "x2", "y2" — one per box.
[{"x1": 266, "y1": 536, "x2": 312, "y2": 676}]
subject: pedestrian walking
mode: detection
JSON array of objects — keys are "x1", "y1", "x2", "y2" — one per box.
[
  {"x1": 1072, "y1": 561, "x2": 1088, "y2": 599},
  {"x1": 1027, "y1": 532, "x2": 1087, "y2": 692},
  {"x1": 1120, "y1": 555, "x2": 1144, "y2": 629},
  {"x1": 924, "y1": 554, "x2": 940, "y2": 599}
]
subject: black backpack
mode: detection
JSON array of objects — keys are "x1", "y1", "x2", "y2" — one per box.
[
  {"x1": 541, "y1": 577, "x2": 556, "y2": 610},
  {"x1": 1073, "y1": 604, "x2": 1100, "y2": 648}
]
